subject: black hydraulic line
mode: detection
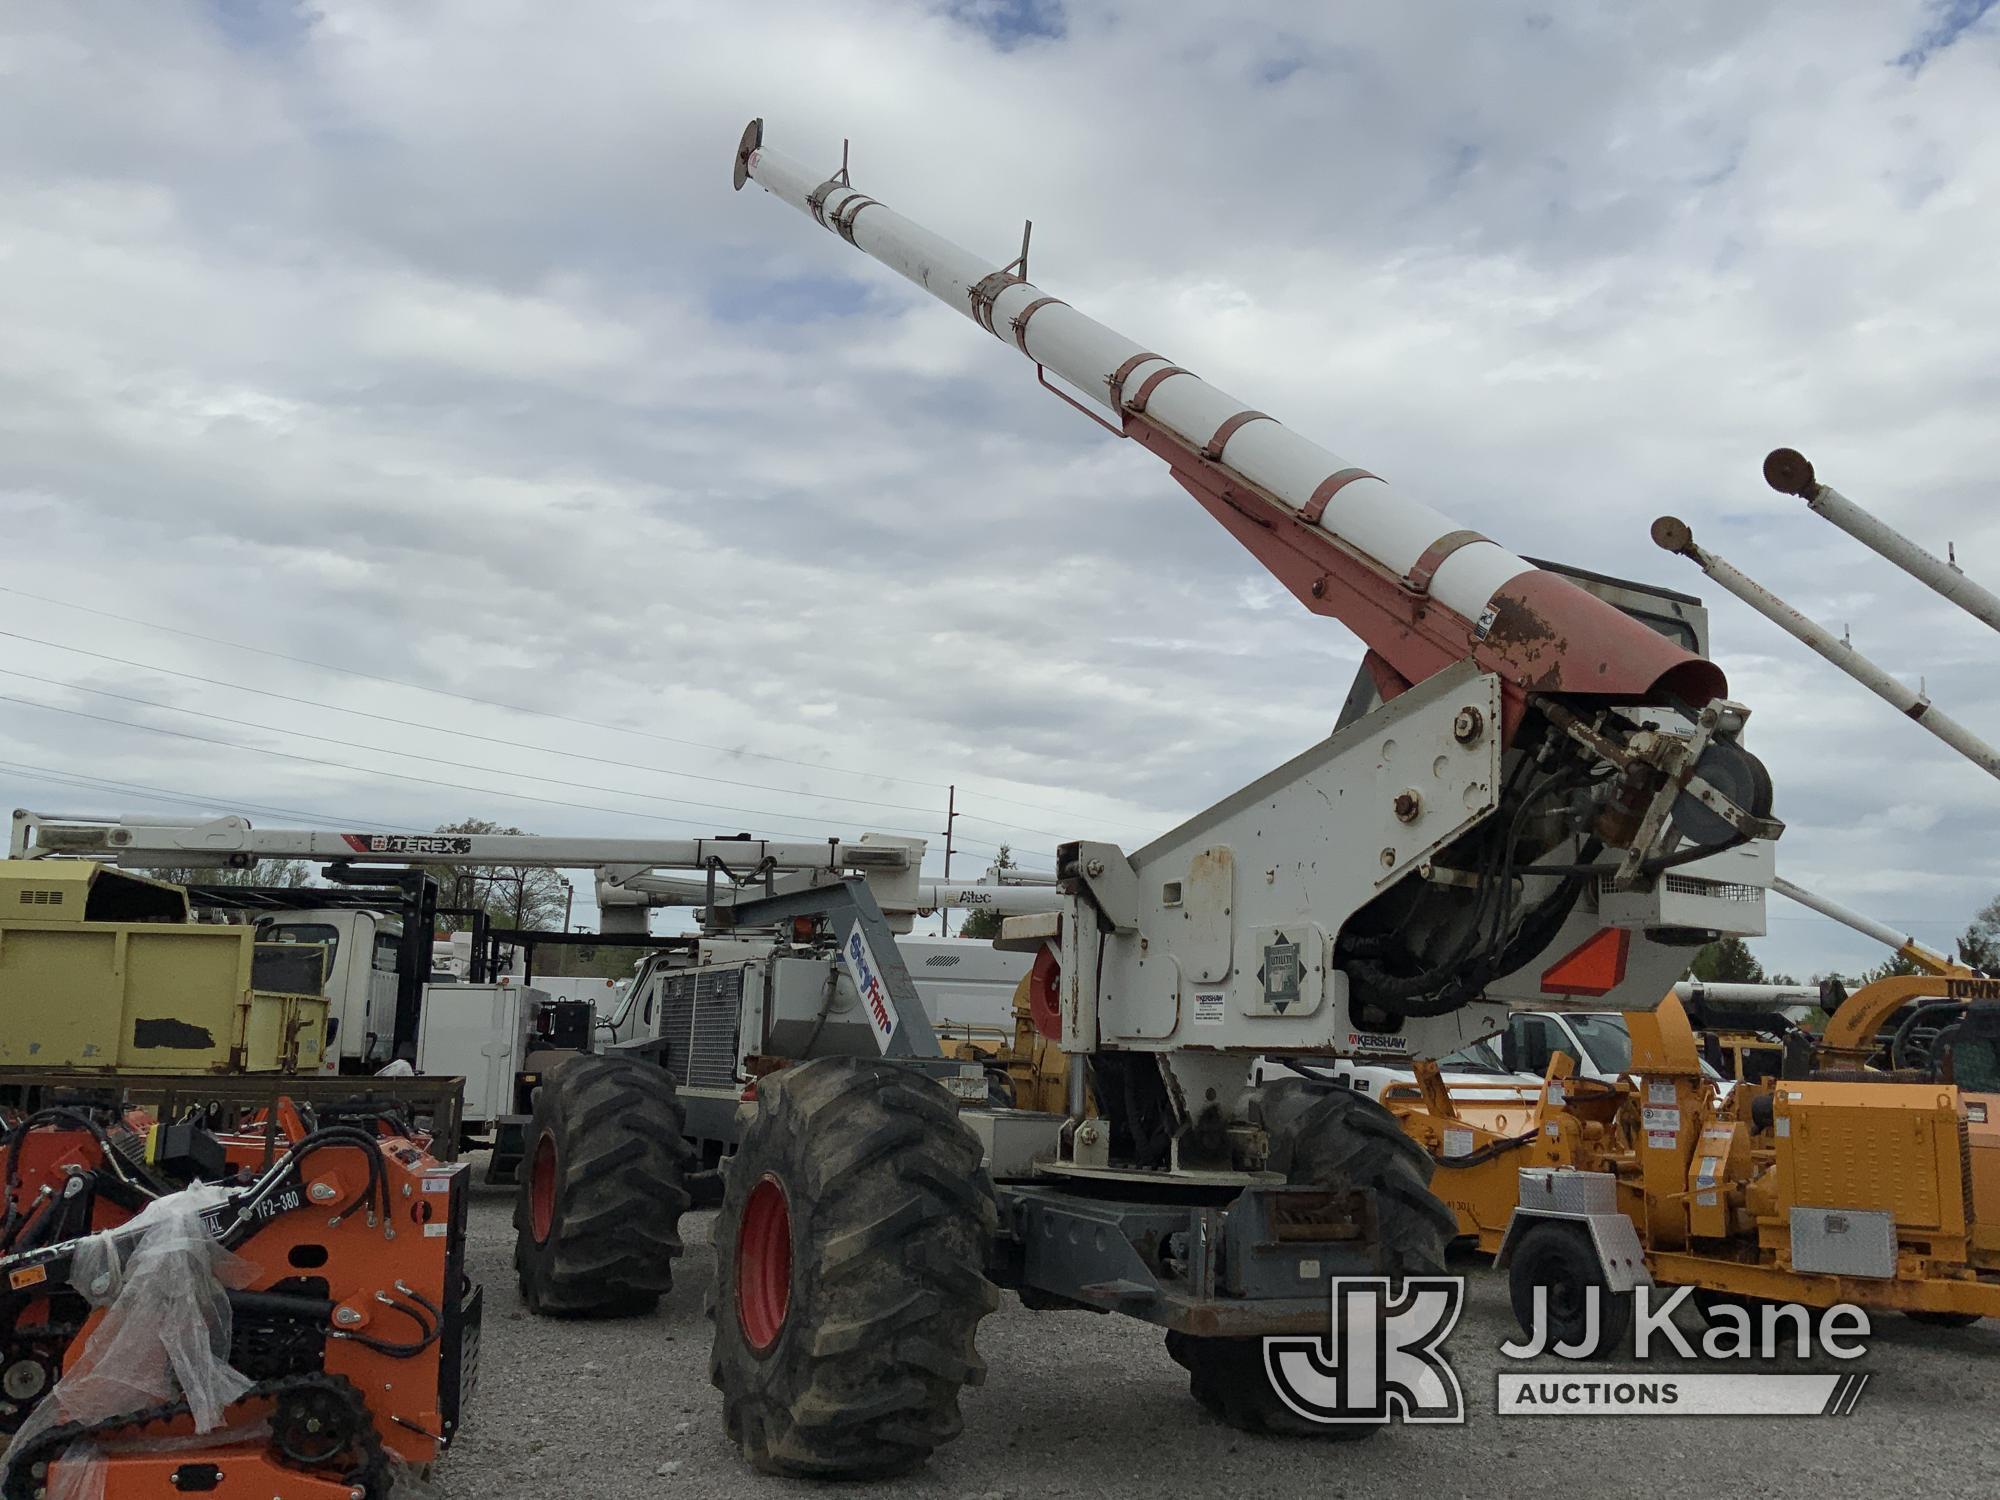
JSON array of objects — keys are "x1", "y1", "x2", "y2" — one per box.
[
  {"x1": 1, "y1": 1111, "x2": 131, "y2": 1252},
  {"x1": 227, "y1": 1288, "x2": 338, "y2": 1322},
  {"x1": 1430, "y1": 1130, "x2": 1538, "y2": 1168}
]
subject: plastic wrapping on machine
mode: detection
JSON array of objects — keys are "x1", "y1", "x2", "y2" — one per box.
[{"x1": 1, "y1": 1184, "x2": 255, "y2": 1500}]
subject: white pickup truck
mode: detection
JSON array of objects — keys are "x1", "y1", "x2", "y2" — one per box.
[
  {"x1": 1253, "y1": 1008, "x2": 1728, "y2": 1101},
  {"x1": 1498, "y1": 1008, "x2": 1727, "y2": 1086},
  {"x1": 1251, "y1": 1035, "x2": 1540, "y2": 1098}
]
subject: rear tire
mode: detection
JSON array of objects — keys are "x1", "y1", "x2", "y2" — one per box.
[
  {"x1": 709, "y1": 1057, "x2": 998, "y2": 1478},
  {"x1": 1167, "y1": 1082, "x2": 1454, "y2": 1437},
  {"x1": 1507, "y1": 1221, "x2": 1629, "y2": 1359},
  {"x1": 512, "y1": 1055, "x2": 693, "y2": 1317}
]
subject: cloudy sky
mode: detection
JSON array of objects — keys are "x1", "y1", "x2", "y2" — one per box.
[{"x1": 2, "y1": 0, "x2": 1997, "y2": 977}]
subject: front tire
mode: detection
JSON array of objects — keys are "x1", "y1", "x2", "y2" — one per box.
[
  {"x1": 1167, "y1": 1082, "x2": 1455, "y2": 1437},
  {"x1": 512, "y1": 1055, "x2": 693, "y2": 1317},
  {"x1": 709, "y1": 1057, "x2": 998, "y2": 1478}
]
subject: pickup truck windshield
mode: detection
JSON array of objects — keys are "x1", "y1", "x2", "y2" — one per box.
[
  {"x1": 1567, "y1": 1013, "x2": 1725, "y2": 1082},
  {"x1": 1566, "y1": 1013, "x2": 1632, "y2": 1074},
  {"x1": 1440, "y1": 1038, "x2": 1509, "y2": 1074}
]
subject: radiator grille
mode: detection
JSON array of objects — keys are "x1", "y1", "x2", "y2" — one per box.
[
  {"x1": 1961, "y1": 1115, "x2": 1976, "y2": 1231},
  {"x1": 658, "y1": 968, "x2": 743, "y2": 1090},
  {"x1": 1665, "y1": 875, "x2": 1759, "y2": 901},
  {"x1": 1598, "y1": 874, "x2": 1758, "y2": 902},
  {"x1": 16, "y1": 889, "x2": 63, "y2": 907}
]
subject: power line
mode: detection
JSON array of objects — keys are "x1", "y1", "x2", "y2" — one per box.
[
  {"x1": 0, "y1": 627, "x2": 1031, "y2": 828},
  {"x1": 0, "y1": 586, "x2": 1167, "y2": 839},
  {"x1": 0, "y1": 692, "x2": 1055, "y2": 867},
  {"x1": 0, "y1": 759, "x2": 420, "y2": 832},
  {"x1": 0, "y1": 585, "x2": 925, "y2": 782},
  {"x1": 0, "y1": 668, "x2": 1038, "y2": 857}
]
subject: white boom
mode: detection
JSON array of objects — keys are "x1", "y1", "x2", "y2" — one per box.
[
  {"x1": 10, "y1": 812, "x2": 902, "y2": 873},
  {"x1": 1652, "y1": 516, "x2": 2000, "y2": 783},
  {"x1": 731, "y1": 134, "x2": 1540, "y2": 616},
  {"x1": 8, "y1": 811, "x2": 1061, "y2": 924},
  {"x1": 1772, "y1": 873, "x2": 1960, "y2": 976},
  {"x1": 1764, "y1": 447, "x2": 2000, "y2": 636},
  {"x1": 1672, "y1": 978, "x2": 1822, "y2": 1008},
  {"x1": 732, "y1": 121, "x2": 1735, "y2": 724}
]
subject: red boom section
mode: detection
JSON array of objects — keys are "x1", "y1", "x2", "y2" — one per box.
[{"x1": 1133, "y1": 417, "x2": 1726, "y2": 736}]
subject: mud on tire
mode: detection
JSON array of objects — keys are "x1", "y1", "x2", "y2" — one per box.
[
  {"x1": 709, "y1": 1056, "x2": 999, "y2": 1478},
  {"x1": 513, "y1": 1054, "x2": 693, "y2": 1317},
  {"x1": 1166, "y1": 1080, "x2": 1454, "y2": 1437}
]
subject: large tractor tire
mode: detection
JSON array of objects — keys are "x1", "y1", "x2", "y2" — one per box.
[
  {"x1": 513, "y1": 1054, "x2": 694, "y2": 1317},
  {"x1": 709, "y1": 1057, "x2": 998, "y2": 1478},
  {"x1": 1166, "y1": 1081, "x2": 1454, "y2": 1438}
]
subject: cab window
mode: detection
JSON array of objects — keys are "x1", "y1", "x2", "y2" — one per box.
[
  {"x1": 259, "y1": 921, "x2": 339, "y2": 969},
  {"x1": 1507, "y1": 1014, "x2": 1568, "y2": 1073}
]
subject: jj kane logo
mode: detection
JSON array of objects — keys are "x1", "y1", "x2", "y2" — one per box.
[
  {"x1": 1264, "y1": 1279, "x2": 1874, "y2": 1425},
  {"x1": 1496, "y1": 1284, "x2": 1873, "y2": 1417},
  {"x1": 1263, "y1": 1278, "x2": 1466, "y2": 1425}
]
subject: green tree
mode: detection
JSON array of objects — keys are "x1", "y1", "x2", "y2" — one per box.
[
  {"x1": 955, "y1": 845, "x2": 1013, "y2": 940},
  {"x1": 428, "y1": 819, "x2": 572, "y2": 933},
  {"x1": 957, "y1": 906, "x2": 1004, "y2": 940},
  {"x1": 1689, "y1": 936, "x2": 1765, "y2": 984},
  {"x1": 1859, "y1": 951, "x2": 1923, "y2": 986},
  {"x1": 1960, "y1": 895, "x2": 2000, "y2": 971},
  {"x1": 137, "y1": 859, "x2": 317, "y2": 890}
]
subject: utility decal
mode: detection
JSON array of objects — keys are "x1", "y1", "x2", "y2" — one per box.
[
  {"x1": 1347, "y1": 1031, "x2": 1411, "y2": 1053},
  {"x1": 341, "y1": 834, "x2": 474, "y2": 856},
  {"x1": 842, "y1": 921, "x2": 899, "y2": 1053},
  {"x1": 1259, "y1": 934, "x2": 1302, "y2": 1013}
]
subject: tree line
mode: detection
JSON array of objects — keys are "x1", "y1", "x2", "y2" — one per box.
[{"x1": 1691, "y1": 893, "x2": 2000, "y2": 990}]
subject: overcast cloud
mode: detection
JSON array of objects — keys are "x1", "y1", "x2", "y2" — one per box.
[{"x1": 2, "y1": 0, "x2": 1997, "y2": 976}]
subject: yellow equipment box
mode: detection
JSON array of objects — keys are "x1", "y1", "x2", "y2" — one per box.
[
  {"x1": 0, "y1": 861, "x2": 329, "y2": 1074},
  {"x1": 1776, "y1": 1082, "x2": 1969, "y2": 1230}
]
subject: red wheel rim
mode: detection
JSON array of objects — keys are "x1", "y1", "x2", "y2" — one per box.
[
  {"x1": 528, "y1": 1131, "x2": 558, "y2": 1244},
  {"x1": 1029, "y1": 947, "x2": 1061, "y2": 1041},
  {"x1": 736, "y1": 1173, "x2": 792, "y2": 1353}
]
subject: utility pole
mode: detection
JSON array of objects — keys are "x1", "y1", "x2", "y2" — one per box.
[{"x1": 941, "y1": 784, "x2": 956, "y2": 936}]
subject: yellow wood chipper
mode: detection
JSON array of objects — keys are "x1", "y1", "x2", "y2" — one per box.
[{"x1": 1388, "y1": 977, "x2": 2000, "y2": 1351}]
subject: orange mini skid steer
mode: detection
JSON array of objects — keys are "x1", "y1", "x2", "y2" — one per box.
[{"x1": 0, "y1": 1103, "x2": 479, "y2": 1499}]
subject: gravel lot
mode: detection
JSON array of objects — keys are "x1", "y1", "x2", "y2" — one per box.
[{"x1": 440, "y1": 1170, "x2": 2000, "y2": 1499}]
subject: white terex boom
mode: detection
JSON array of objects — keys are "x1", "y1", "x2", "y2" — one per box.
[{"x1": 8, "y1": 818, "x2": 1057, "y2": 927}]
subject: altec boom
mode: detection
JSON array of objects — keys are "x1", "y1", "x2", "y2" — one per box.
[{"x1": 734, "y1": 120, "x2": 1721, "y2": 737}]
